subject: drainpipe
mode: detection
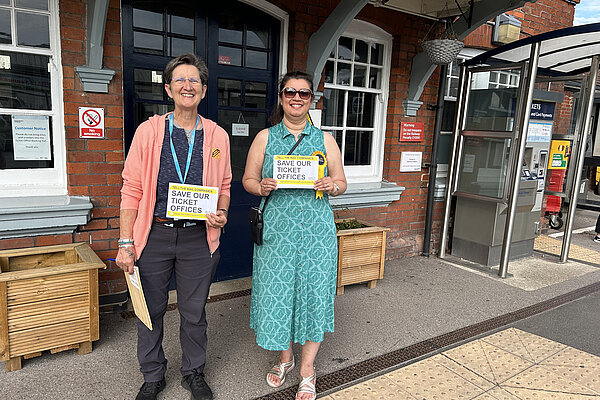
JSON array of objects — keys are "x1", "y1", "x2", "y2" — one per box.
[{"x1": 423, "y1": 64, "x2": 448, "y2": 257}]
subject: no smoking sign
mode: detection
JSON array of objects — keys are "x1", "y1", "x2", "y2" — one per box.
[{"x1": 79, "y1": 107, "x2": 105, "y2": 138}]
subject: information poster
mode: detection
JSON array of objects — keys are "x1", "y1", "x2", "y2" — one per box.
[
  {"x1": 11, "y1": 115, "x2": 51, "y2": 160},
  {"x1": 273, "y1": 155, "x2": 319, "y2": 188},
  {"x1": 526, "y1": 121, "x2": 553, "y2": 143},
  {"x1": 166, "y1": 183, "x2": 218, "y2": 220},
  {"x1": 400, "y1": 152, "x2": 423, "y2": 172}
]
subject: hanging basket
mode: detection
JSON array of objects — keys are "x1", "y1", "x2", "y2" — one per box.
[{"x1": 421, "y1": 39, "x2": 464, "y2": 65}]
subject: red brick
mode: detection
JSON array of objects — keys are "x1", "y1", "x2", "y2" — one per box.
[
  {"x1": 69, "y1": 174, "x2": 107, "y2": 186},
  {"x1": 83, "y1": 219, "x2": 108, "y2": 230},
  {"x1": 35, "y1": 234, "x2": 73, "y2": 247},
  {"x1": 0, "y1": 237, "x2": 35, "y2": 250},
  {"x1": 87, "y1": 140, "x2": 124, "y2": 151},
  {"x1": 68, "y1": 151, "x2": 105, "y2": 162},
  {"x1": 90, "y1": 186, "x2": 122, "y2": 197}
]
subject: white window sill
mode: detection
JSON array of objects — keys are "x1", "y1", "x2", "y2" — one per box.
[
  {"x1": 329, "y1": 181, "x2": 405, "y2": 209},
  {"x1": 0, "y1": 195, "x2": 93, "y2": 239}
]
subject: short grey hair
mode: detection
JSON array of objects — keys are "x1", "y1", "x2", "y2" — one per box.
[{"x1": 163, "y1": 53, "x2": 208, "y2": 85}]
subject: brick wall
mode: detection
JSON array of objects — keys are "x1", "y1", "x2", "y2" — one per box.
[{"x1": 0, "y1": 0, "x2": 125, "y2": 302}]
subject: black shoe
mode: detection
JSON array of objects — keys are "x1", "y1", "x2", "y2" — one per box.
[
  {"x1": 135, "y1": 378, "x2": 166, "y2": 400},
  {"x1": 181, "y1": 371, "x2": 213, "y2": 400}
]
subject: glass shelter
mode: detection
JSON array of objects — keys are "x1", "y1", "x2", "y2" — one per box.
[{"x1": 440, "y1": 23, "x2": 600, "y2": 277}]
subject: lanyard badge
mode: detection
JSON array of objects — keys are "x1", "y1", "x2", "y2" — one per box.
[{"x1": 313, "y1": 151, "x2": 326, "y2": 199}]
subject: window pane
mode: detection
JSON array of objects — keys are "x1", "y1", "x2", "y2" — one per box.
[
  {"x1": 450, "y1": 61, "x2": 459, "y2": 77},
  {"x1": 16, "y1": 12, "x2": 49, "y2": 48},
  {"x1": 457, "y1": 137, "x2": 511, "y2": 199},
  {"x1": 355, "y1": 39, "x2": 368, "y2": 63},
  {"x1": 344, "y1": 130, "x2": 372, "y2": 165},
  {"x1": 218, "y1": 109, "x2": 266, "y2": 181},
  {"x1": 324, "y1": 61, "x2": 334, "y2": 84},
  {"x1": 0, "y1": 9, "x2": 11, "y2": 45},
  {"x1": 369, "y1": 67, "x2": 382, "y2": 89},
  {"x1": 466, "y1": 70, "x2": 520, "y2": 131},
  {"x1": 0, "y1": 114, "x2": 54, "y2": 170},
  {"x1": 322, "y1": 89, "x2": 344, "y2": 127},
  {"x1": 329, "y1": 130, "x2": 343, "y2": 150},
  {"x1": 245, "y1": 81, "x2": 267, "y2": 109},
  {"x1": 329, "y1": 45, "x2": 335, "y2": 58},
  {"x1": 0, "y1": 0, "x2": 9, "y2": 4},
  {"x1": 353, "y1": 65, "x2": 367, "y2": 87},
  {"x1": 133, "y1": 7, "x2": 163, "y2": 31},
  {"x1": 134, "y1": 69, "x2": 164, "y2": 101},
  {"x1": 347, "y1": 92, "x2": 375, "y2": 128},
  {"x1": 219, "y1": 14, "x2": 243, "y2": 45},
  {"x1": 0, "y1": 52, "x2": 51, "y2": 110},
  {"x1": 169, "y1": 37, "x2": 194, "y2": 56},
  {"x1": 168, "y1": 14, "x2": 194, "y2": 36},
  {"x1": 218, "y1": 79, "x2": 241, "y2": 107},
  {"x1": 246, "y1": 49, "x2": 267, "y2": 69},
  {"x1": 499, "y1": 73, "x2": 508, "y2": 85},
  {"x1": 15, "y1": 0, "x2": 48, "y2": 10},
  {"x1": 370, "y1": 43, "x2": 383, "y2": 65},
  {"x1": 218, "y1": 46, "x2": 241, "y2": 66},
  {"x1": 441, "y1": 100, "x2": 457, "y2": 132},
  {"x1": 134, "y1": 31, "x2": 163, "y2": 55},
  {"x1": 449, "y1": 76, "x2": 459, "y2": 98},
  {"x1": 247, "y1": 24, "x2": 269, "y2": 48},
  {"x1": 338, "y1": 37, "x2": 352, "y2": 61},
  {"x1": 135, "y1": 103, "x2": 172, "y2": 130},
  {"x1": 337, "y1": 62, "x2": 351, "y2": 86}
]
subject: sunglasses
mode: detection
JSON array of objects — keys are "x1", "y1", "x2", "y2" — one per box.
[{"x1": 281, "y1": 87, "x2": 313, "y2": 100}]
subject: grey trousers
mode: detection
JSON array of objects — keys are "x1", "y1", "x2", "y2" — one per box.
[{"x1": 136, "y1": 222, "x2": 219, "y2": 382}]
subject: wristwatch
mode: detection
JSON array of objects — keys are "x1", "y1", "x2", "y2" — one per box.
[{"x1": 218, "y1": 208, "x2": 228, "y2": 217}]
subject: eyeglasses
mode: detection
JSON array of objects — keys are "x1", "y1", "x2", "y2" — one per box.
[
  {"x1": 281, "y1": 87, "x2": 313, "y2": 100},
  {"x1": 171, "y1": 77, "x2": 202, "y2": 86}
]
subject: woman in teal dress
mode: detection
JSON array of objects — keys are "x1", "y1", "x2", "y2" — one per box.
[{"x1": 242, "y1": 71, "x2": 347, "y2": 400}]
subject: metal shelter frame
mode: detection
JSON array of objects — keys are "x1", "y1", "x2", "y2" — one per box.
[{"x1": 439, "y1": 23, "x2": 600, "y2": 277}]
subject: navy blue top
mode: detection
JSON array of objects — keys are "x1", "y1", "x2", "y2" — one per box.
[{"x1": 154, "y1": 117, "x2": 204, "y2": 219}]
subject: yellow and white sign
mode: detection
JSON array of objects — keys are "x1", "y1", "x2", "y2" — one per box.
[
  {"x1": 166, "y1": 183, "x2": 218, "y2": 220},
  {"x1": 273, "y1": 155, "x2": 319, "y2": 189}
]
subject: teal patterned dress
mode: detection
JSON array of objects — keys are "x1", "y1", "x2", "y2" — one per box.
[{"x1": 250, "y1": 121, "x2": 338, "y2": 351}]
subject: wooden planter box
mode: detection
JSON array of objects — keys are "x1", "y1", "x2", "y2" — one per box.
[
  {"x1": 0, "y1": 243, "x2": 105, "y2": 372},
  {"x1": 336, "y1": 219, "x2": 389, "y2": 295}
]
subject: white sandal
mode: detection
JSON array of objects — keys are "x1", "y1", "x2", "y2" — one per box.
[
  {"x1": 296, "y1": 373, "x2": 316, "y2": 400},
  {"x1": 266, "y1": 356, "x2": 295, "y2": 388}
]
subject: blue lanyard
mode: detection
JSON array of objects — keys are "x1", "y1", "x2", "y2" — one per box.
[{"x1": 169, "y1": 113, "x2": 199, "y2": 184}]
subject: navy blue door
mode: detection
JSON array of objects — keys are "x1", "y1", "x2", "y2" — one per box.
[{"x1": 122, "y1": 0, "x2": 280, "y2": 281}]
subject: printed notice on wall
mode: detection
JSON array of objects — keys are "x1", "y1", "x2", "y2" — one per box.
[
  {"x1": 400, "y1": 151, "x2": 423, "y2": 172},
  {"x1": 273, "y1": 155, "x2": 319, "y2": 188},
  {"x1": 11, "y1": 115, "x2": 51, "y2": 160}
]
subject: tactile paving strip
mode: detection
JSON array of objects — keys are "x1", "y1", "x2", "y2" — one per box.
[
  {"x1": 253, "y1": 281, "x2": 600, "y2": 400},
  {"x1": 534, "y1": 235, "x2": 600, "y2": 266}
]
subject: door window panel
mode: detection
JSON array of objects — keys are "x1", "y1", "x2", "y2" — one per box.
[
  {"x1": 168, "y1": 14, "x2": 194, "y2": 36},
  {"x1": 134, "y1": 31, "x2": 163, "y2": 55},
  {"x1": 218, "y1": 79, "x2": 242, "y2": 107},
  {"x1": 0, "y1": 9, "x2": 11, "y2": 44},
  {"x1": 218, "y1": 14, "x2": 243, "y2": 45},
  {"x1": 134, "y1": 69, "x2": 164, "y2": 101},
  {"x1": 15, "y1": 0, "x2": 48, "y2": 10},
  {"x1": 245, "y1": 82, "x2": 267, "y2": 109},
  {"x1": 246, "y1": 49, "x2": 267, "y2": 69},
  {"x1": 133, "y1": 7, "x2": 163, "y2": 31},
  {"x1": 16, "y1": 11, "x2": 49, "y2": 48},
  {"x1": 168, "y1": 37, "x2": 194, "y2": 56},
  {"x1": 135, "y1": 103, "x2": 172, "y2": 127},
  {"x1": 218, "y1": 46, "x2": 242, "y2": 66},
  {"x1": 247, "y1": 24, "x2": 268, "y2": 48}
]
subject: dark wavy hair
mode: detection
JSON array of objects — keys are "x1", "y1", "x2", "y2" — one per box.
[
  {"x1": 269, "y1": 71, "x2": 314, "y2": 125},
  {"x1": 163, "y1": 53, "x2": 208, "y2": 86}
]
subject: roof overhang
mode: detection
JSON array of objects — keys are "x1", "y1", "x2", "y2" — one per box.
[{"x1": 369, "y1": 0, "x2": 483, "y2": 20}]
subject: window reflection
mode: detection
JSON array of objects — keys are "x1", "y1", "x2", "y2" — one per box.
[
  {"x1": 134, "y1": 31, "x2": 163, "y2": 55},
  {"x1": 0, "y1": 9, "x2": 11, "y2": 44},
  {"x1": 247, "y1": 24, "x2": 268, "y2": 48},
  {"x1": 355, "y1": 40, "x2": 368, "y2": 63},
  {"x1": 133, "y1": 7, "x2": 163, "y2": 31},
  {"x1": 0, "y1": 52, "x2": 51, "y2": 110},
  {"x1": 246, "y1": 50, "x2": 267, "y2": 69},
  {"x1": 218, "y1": 46, "x2": 242, "y2": 66},
  {"x1": 322, "y1": 89, "x2": 344, "y2": 126},
  {"x1": 169, "y1": 37, "x2": 194, "y2": 56},
  {"x1": 344, "y1": 130, "x2": 372, "y2": 165},
  {"x1": 218, "y1": 79, "x2": 242, "y2": 107},
  {"x1": 134, "y1": 69, "x2": 164, "y2": 101},
  {"x1": 347, "y1": 92, "x2": 375, "y2": 128},
  {"x1": 168, "y1": 14, "x2": 194, "y2": 36},
  {"x1": 245, "y1": 82, "x2": 267, "y2": 109},
  {"x1": 338, "y1": 37, "x2": 353, "y2": 61},
  {"x1": 15, "y1": 0, "x2": 48, "y2": 11},
  {"x1": 16, "y1": 11, "x2": 49, "y2": 48},
  {"x1": 219, "y1": 14, "x2": 243, "y2": 45}
]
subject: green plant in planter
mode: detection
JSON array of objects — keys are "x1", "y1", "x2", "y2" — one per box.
[{"x1": 333, "y1": 207, "x2": 368, "y2": 230}]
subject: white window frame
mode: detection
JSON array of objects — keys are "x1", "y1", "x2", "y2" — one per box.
[
  {"x1": 0, "y1": 0, "x2": 66, "y2": 197},
  {"x1": 322, "y1": 19, "x2": 392, "y2": 184}
]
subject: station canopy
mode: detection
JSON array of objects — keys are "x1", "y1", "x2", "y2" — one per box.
[{"x1": 464, "y1": 23, "x2": 600, "y2": 77}]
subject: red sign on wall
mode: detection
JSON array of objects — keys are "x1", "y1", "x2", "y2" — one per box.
[{"x1": 399, "y1": 122, "x2": 424, "y2": 142}]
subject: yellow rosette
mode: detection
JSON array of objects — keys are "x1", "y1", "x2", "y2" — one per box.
[{"x1": 313, "y1": 151, "x2": 326, "y2": 199}]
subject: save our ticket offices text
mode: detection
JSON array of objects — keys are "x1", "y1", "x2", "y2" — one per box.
[
  {"x1": 169, "y1": 189, "x2": 210, "y2": 213},
  {"x1": 275, "y1": 158, "x2": 313, "y2": 180}
]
